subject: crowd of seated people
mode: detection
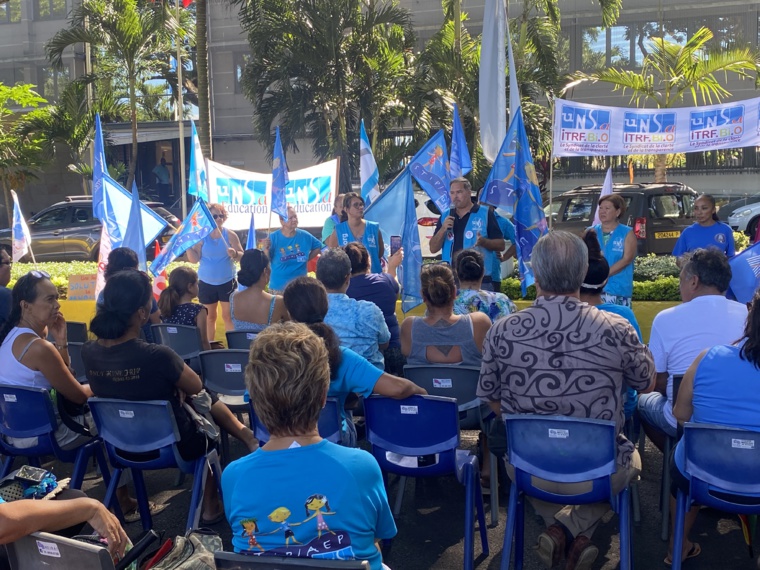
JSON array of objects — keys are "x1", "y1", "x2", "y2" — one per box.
[{"x1": 3, "y1": 205, "x2": 760, "y2": 570}]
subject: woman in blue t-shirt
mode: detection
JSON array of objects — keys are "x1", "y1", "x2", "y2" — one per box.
[
  {"x1": 326, "y1": 193, "x2": 385, "y2": 273},
  {"x1": 672, "y1": 194, "x2": 735, "y2": 259},
  {"x1": 592, "y1": 194, "x2": 636, "y2": 308}
]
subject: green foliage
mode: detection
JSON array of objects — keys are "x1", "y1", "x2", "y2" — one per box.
[
  {"x1": 633, "y1": 254, "x2": 679, "y2": 281},
  {"x1": 502, "y1": 278, "x2": 536, "y2": 300},
  {"x1": 632, "y1": 277, "x2": 681, "y2": 301},
  {"x1": 734, "y1": 231, "x2": 749, "y2": 253}
]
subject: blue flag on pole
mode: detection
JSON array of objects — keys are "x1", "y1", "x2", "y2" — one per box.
[
  {"x1": 246, "y1": 211, "x2": 257, "y2": 250},
  {"x1": 360, "y1": 120, "x2": 380, "y2": 205},
  {"x1": 92, "y1": 114, "x2": 107, "y2": 220},
  {"x1": 450, "y1": 103, "x2": 472, "y2": 179},
  {"x1": 121, "y1": 181, "x2": 148, "y2": 271},
  {"x1": 510, "y1": 110, "x2": 548, "y2": 295},
  {"x1": 728, "y1": 240, "x2": 760, "y2": 303},
  {"x1": 101, "y1": 175, "x2": 168, "y2": 249},
  {"x1": 150, "y1": 198, "x2": 216, "y2": 277},
  {"x1": 188, "y1": 121, "x2": 208, "y2": 201},
  {"x1": 10, "y1": 189, "x2": 32, "y2": 263},
  {"x1": 409, "y1": 130, "x2": 451, "y2": 212},
  {"x1": 479, "y1": 118, "x2": 519, "y2": 212},
  {"x1": 271, "y1": 127, "x2": 289, "y2": 220},
  {"x1": 364, "y1": 168, "x2": 423, "y2": 312}
]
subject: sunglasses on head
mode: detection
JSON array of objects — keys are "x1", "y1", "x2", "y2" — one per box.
[
  {"x1": 212, "y1": 214, "x2": 226, "y2": 220},
  {"x1": 28, "y1": 270, "x2": 50, "y2": 279}
]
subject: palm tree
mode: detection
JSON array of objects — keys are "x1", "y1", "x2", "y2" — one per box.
[
  {"x1": 237, "y1": 0, "x2": 415, "y2": 192},
  {"x1": 46, "y1": 0, "x2": 176, "y2": 190},
  {"x1": 564, "y1": 26, "x2": 760, "y2": 182}
]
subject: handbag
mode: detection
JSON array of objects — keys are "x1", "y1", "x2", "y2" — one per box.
[
  {"x1": 145, "y1": 529, "x2": 222, "y2": 570},
  {"x1": 182, "y1": 400, "x2": 220, "y2": 442}
]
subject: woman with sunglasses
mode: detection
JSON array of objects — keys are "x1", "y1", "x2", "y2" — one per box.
[
  {"x1": 0, "y1": 271, "x2": 139, "y2": 516},
  {"x1": 186, "y1": 203, "x2": 244, "y2": 341},
  {"x1": 325, "y1": 193, "x2": 384, "y2": 274}
]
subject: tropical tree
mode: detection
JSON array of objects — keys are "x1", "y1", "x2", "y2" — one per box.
[
  {"x1": 46, "y1": 0, "x2": 177, "y2": 190},
  {"x1": 564, "y1": 26, "x2": 760, "y2": 181},
  {"x1": 0, "y1": 83, "x2": 49, "y2": 225},
  {"x1": 236, "y1": 0, "x2": 415, "y2": 192}
]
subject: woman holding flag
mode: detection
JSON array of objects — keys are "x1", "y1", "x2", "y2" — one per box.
[
  {"x1": 326, "y1": 193, "x2": 384, "y2": 273},
  {"x1": 185, "y1": 203, "x2": 244, "y2": 341}
]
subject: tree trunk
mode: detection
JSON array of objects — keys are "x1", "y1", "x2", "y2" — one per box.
[
  {"x1": 196, "y1": 0, "x2": 212, "y2": 158},
  {"x1": 127, "y1": 70, "x2": 138, "y2": 191},
  {"x1": 654, "y1": 154, "x2": 667, "y2": 183},
  {"x1": 2, "y1": 182, "x2": 11, "y2": 228}
]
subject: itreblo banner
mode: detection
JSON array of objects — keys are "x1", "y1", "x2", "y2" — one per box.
[{"x1": 553, "y1": 97, "x2": 760, "y2": 157}]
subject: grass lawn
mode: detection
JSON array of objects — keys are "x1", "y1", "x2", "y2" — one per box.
[{"x1": 59, "y1": 299, "x2": 677, "y2": 346}]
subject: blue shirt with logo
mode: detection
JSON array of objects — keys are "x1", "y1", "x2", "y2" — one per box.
[
  {"x1": 268, "y1": 229, "x2": 322, "y2": 292},
  {"x1": 490, "y1": 212, "x2": 516, "y2": 281},
  {"x1": 672, "y1": 222, "x2": 735, "y2": 258}
]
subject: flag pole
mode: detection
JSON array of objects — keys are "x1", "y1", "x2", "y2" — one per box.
[
  {"x1": 548, "y1": 98, "x2": 555, "y2": 230},
  {"x1": 176, "y1": 0, "x2": 187, "y2": 221}
]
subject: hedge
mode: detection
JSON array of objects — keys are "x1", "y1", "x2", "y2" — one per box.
[{"x1": 501, "y1": 276, "x2": 680, "y2": 301}]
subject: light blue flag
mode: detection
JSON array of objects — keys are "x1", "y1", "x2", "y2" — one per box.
[
  {"x1": 271, "y1": 127, "x2": 289, "y2": 219},
  {"x1": 728, "y1": 240, "x2": 760, "y2": 303},
  {"x1": 188, "y1": 121, "x2": 208, "y2": 201},
  {"x1": 364, "y1": 168, "x2": 423, "y2": 312},
  {"x1": 150, "y1": 198, "x2": 216, "y2": 276},
  {"x1": 360, "y1": 120, "x2": 380, "y2": 205},
  {"x1": 92, "y1": 113, "x2": 107, "y2": 220},
  {"x1": 121, "y1": 181, "x2": 148, "y2": 271},
  {"x1": 246, "y1": 211, "x2": 256, "y2": 250},
  {"x1": 510, "y1": 109, "x2": 548, "y2": 295},
  {"x1": 479, "y1": 118, "x2": 519, "y2": 212},
  {"x1": 409, "y1": 130, "x2": 451, "y2": 212},
  {"x1": 10, "y1": 189, "x2": 32, "y2": 262},
  {"x1": 450, "y1": 103, "x2": 472, "y2": 179},
  {"x1": 101, "y1": 175, "x2": 168, "y2": 249}
]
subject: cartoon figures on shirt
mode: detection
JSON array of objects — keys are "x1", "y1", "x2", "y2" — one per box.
[
  {"x1": 266, "y1": 506, "x2": 303, "y2": 546},
  {"x1": 303, "y1": 494, "x2": 336, "y2": 538},
  {"x1": 240, "y1": 518, "x2": 264, "y2": 552}
]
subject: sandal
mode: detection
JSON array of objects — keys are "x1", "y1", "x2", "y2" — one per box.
[
  {"x1": 123, "y1": 501, "x2": 167, "y2": 524},
  {"x1": 664, "y1": 542, "x2": 701, "y2": 566}
]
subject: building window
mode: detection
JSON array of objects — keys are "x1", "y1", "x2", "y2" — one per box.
[
  {"x1": 234, "y1": 52, "x2": 251, "y2": 94},
  {"x1": 38, "y1": 66, "x2": 70, "y2": 101},
  {"x1": 0, "y1": 67, "x2": 25, "y2": 87},
  {"x1": 34, "y1": 0, "x2": 66, "y2": 20},
  {"x1": 609, "y1": 26, "x2": 631, "y2": 67},
  {"x1": 0, "y1": 0, "x2": 21, "y2": 24},
  {"x1": 581, "y1": 26, "x2": 607, "y2": 71}
]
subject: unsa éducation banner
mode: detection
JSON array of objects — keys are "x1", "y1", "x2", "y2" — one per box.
[
  {"x1": 206, "y1": 159, "x2": 338, "y2": 230},
  {"x1": 553, "y1": 97, "x2": 760, "y2": 157}
]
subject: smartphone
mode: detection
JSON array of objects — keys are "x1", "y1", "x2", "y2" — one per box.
[
  {"x1": 14, "y1": 465, "x2": 49, "y2": 484},
  {"x1": 390, "y1": 235, "x2": 402, "y2": 256}
]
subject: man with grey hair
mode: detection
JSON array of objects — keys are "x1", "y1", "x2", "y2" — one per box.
[
  {"x1": 430, "y1": 177, "x2": 505, "y2": 290},
  {"x1": 478, "y1": 231, "x2": 655, "y2": 570},
  {"x1": 316, "y1": 248, "x2": 390, "y2": 369}
]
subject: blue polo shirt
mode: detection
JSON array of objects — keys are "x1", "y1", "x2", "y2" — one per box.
[{"x1": 672, "y1": 222, "x2": 735, "y2": 257}]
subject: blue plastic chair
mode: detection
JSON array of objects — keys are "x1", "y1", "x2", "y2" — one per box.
[
  {"x1": 88, "y1": 398, "x2": 223, "y2": 533},
  {"x1": 247, "y1": 397, "x2": 343, "y2": 445},
  {"x1": 363, "y1": 395, "x2": 489, "y2": 570},
  {"x1": 501, "y1": 415, "x2": 632, "y2": 570},
  {"x1": 151, "y1": 324, "x2": 203, "y2": 361},
  {"x1": 225, "y1": 330, "x2": 259, "y2": 350},
  {"x1": 0, "y1": 384, "x2": 110, "y2": 490},
  {"x1": 672, "y1": 423, "x2": 760, "y2": 570}
]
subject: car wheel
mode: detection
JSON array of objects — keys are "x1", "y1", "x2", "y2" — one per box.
[{"x1": 749, "y1": 217, "x2": 760, "y2": 241}]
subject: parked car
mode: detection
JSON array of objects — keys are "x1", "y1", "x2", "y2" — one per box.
[
  {"x1": 727, "y1": 200, "x2": 760, "y2": 237},
  {"x1": 0, "y1": 196, "x2": 178, "y2": 262},
  {"x1": 546, "y1": 182, "x2": 698, "y2": 255}
]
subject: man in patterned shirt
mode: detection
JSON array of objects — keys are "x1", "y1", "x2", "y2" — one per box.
[{"x1": 477, "y1": 231, "x2": 655, "y2": 570}]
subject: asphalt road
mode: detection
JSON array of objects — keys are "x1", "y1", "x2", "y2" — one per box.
[{"x1": 38, "y1": 431, "x2": 760, "y2": 569}]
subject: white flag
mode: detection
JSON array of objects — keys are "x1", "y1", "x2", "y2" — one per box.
[
  {"x1": 479, "y1": 0, "x2": 506, "y2": 163},
  {"x1": 11, "y1": 190, "x2": 33, "y2": 263},
  {"x1": 592, "y1": 167, "x2": 614, "y2": 226}
]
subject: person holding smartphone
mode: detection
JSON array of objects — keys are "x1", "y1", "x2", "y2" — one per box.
[{"x1": 344, "y1": 242, "x2": 404, "y2": 375}]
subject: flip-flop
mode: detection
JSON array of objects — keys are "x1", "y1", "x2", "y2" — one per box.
[
  {"x1": 664, "y1": 542, "x2": 701, "y2": 566},
  {"x1": 123, "y1": 501, "x2": 167, "y2": 524}
]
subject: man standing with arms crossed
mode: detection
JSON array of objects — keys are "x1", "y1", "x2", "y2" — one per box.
[{"x1": 430, "y1": 177, "x2": 505, "y2": 291}]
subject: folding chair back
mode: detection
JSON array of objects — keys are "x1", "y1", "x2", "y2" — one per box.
[
  {"x1": 198, "y1": 350, "x2": 249, "y2": 397},
  {"x1": 6, "y1": 532, "x2": 115, "y2": 570},
  {"x1": 151, "y1": 324, "x2": 202, "y2": 361},
  {"x1": 403, "y1": 365, "x2": 482, "y2": 429},
  {"x1": 226, "y1": 330, "x2": 259, "y2": 350},
  {"x1": 214, "y1": 551, "x2": 369, "y2": 569},
  {"x1": 68, "y1": 341, "x2": 87, "y2": 383},
  {"x1": 47, "y1": 321, "x2": 88, "y2": 344}
]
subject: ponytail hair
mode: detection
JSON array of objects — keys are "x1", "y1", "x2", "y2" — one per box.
[
  {"x1": 454, "y1": 249, "x2": 485, "y2": 282},
  {"x1": 237, "y1": 249, "x2": 269, "y2": 287},
  {"x1": 739, "y1": 289, "x2": 760, "y2": 369},
  {"x1": 90, "y1": 271, "x2": 153, "y2": 340},
  {"x1": 159, "y1": 266, "x2": 198, "y2": 318},
  {"x1": 282, "y1": 276, "x2": 342, "y2": 376},
  {"x1": 420, "y1": 263, "x2": 457, "y2": 308},
  {"x1": 580, "y1": 229, "x2": 610, "y2": 294},
  {"x1": 0, "y1": 273, "x2": 50, "y2": 346}
]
